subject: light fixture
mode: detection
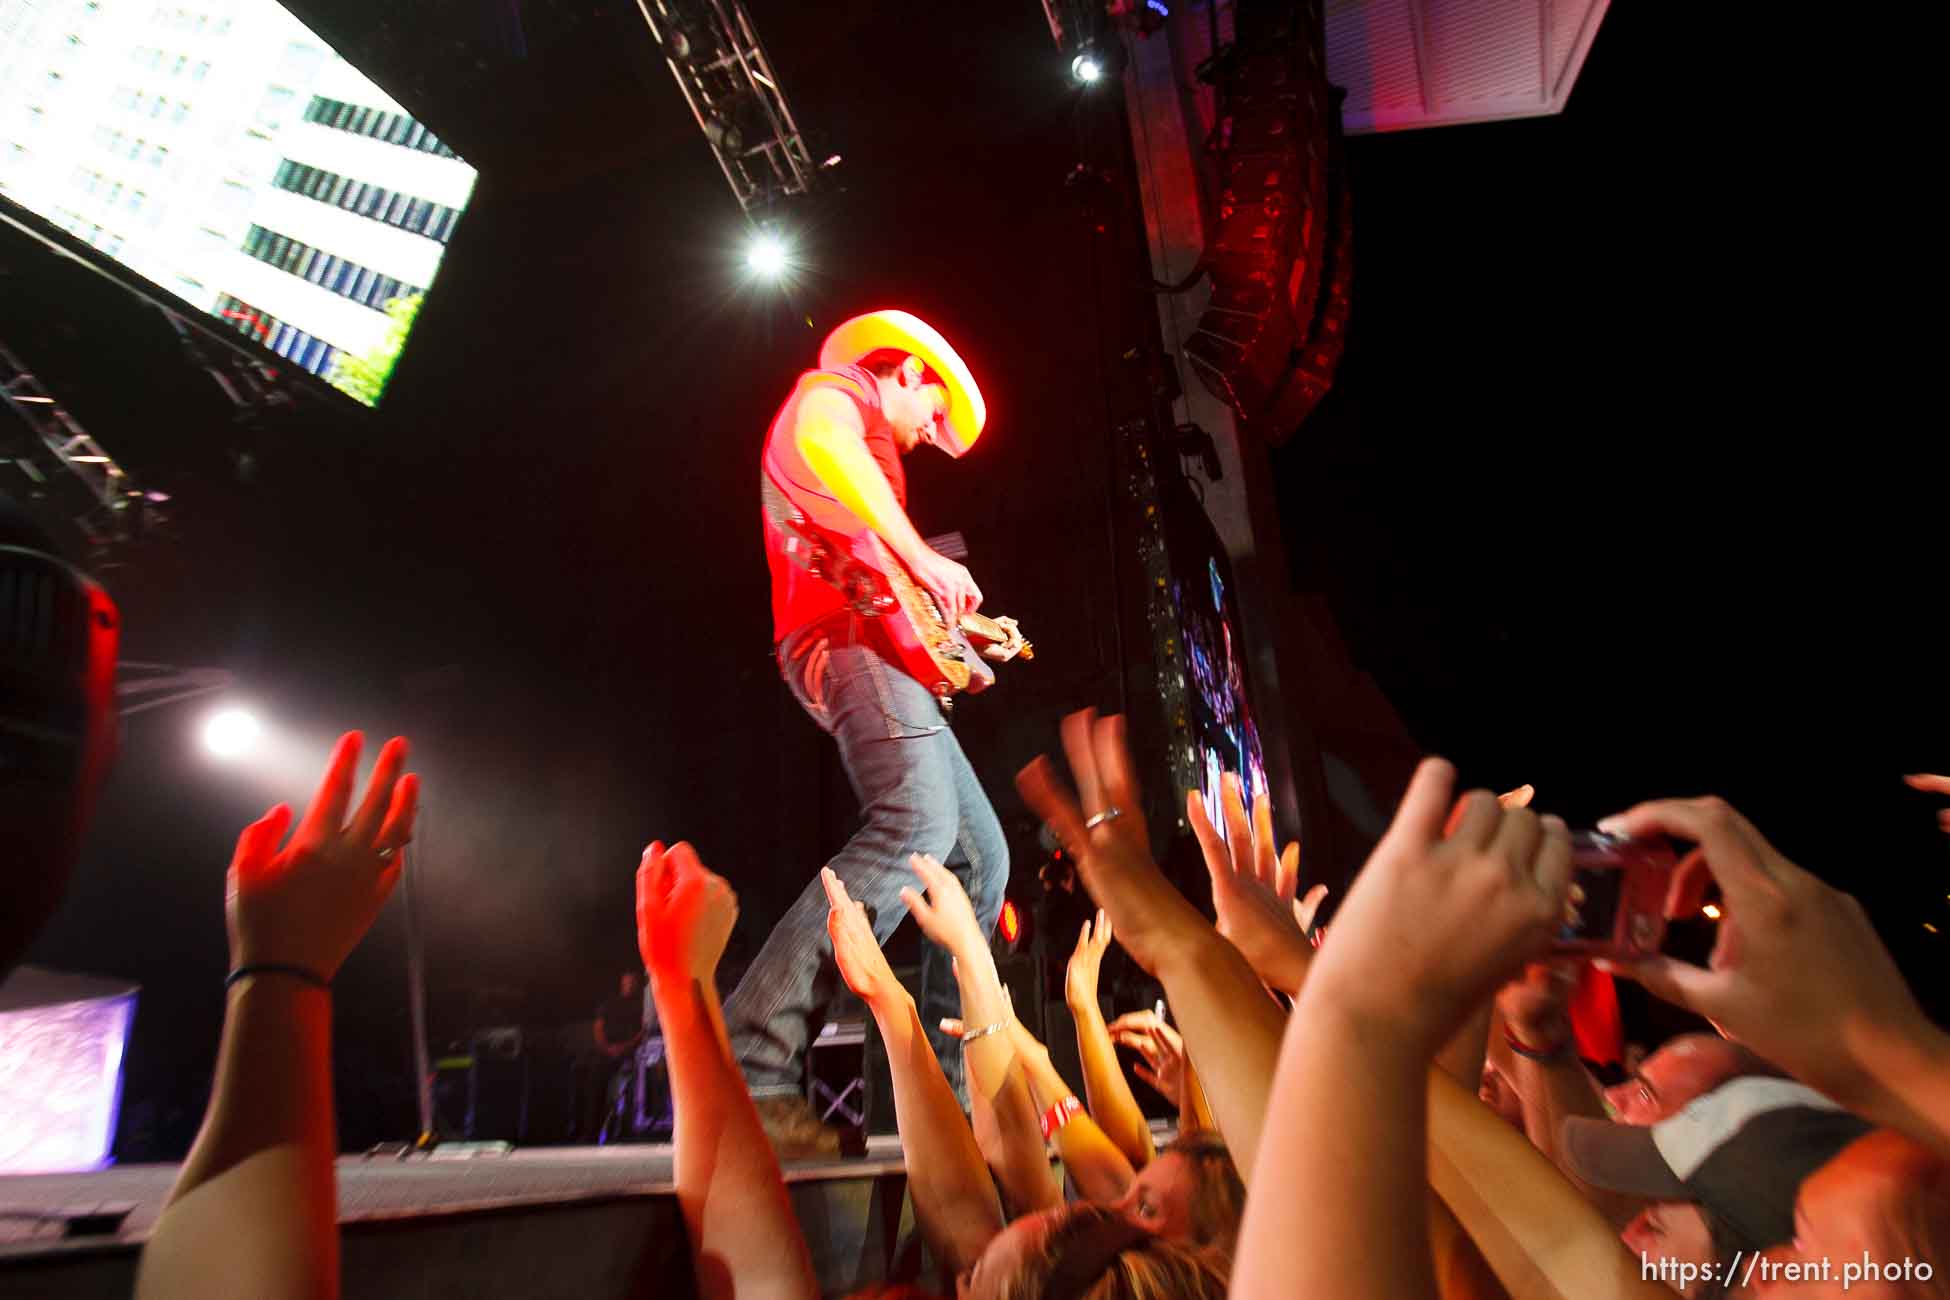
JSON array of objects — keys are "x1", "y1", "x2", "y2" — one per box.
[
  {"x1": 201, "y1": 708, "x2": 261, "y2": 760},
  {"x1": 1071, "y1": 50, "x2": 1104, "y2": 84},
  {"x1": 1701, "y1": 902, "x2": 1722, "y2": 921},
  {"x1": 745, "y1": 231, "x2": 789, "y2": 278}
]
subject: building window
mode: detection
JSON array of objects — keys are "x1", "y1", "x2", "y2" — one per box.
[
  {"x1": 301, "y1": 95, "x2": 461, "y2": 160},
  {"x1": 214, "y1": 292, "x2": 340, "y2": 378},
  {"x1": 267, "y1": 158, "x2": 461, "y2": 244},
  {"x1": 239, "y1": 224, "x2": 425, "y2": 311}
]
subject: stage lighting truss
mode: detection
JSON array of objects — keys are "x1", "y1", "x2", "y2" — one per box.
[
  {"x1": 0, "y1": 337, "x2": 157, "y2": 553},
  {"x1": 634, "y1": 0, "x2": 817, "y2": 214}
]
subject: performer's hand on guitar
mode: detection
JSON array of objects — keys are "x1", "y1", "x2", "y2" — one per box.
[
  {"x1": 977, "y1": 616, "x2": 1027, "y2": 663},
  {"x1": 908, "y1": 547, "x2": 982, "y2": 621},
  {"x1": 822, "y1": 867, "x2": 905, "y2": 1009},
  {"x1": 228, "y1": 731, "x2": 419, "y2": 981},
  {"x1": 636, "y1": 841, "x2": 738, "y2": 987}
]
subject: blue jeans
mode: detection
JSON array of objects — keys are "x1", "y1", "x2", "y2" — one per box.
[{"x1": 724, "y1": 621, "x2": 1009, "y2": 1103}]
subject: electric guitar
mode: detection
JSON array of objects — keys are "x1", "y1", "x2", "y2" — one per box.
[{"x1": 764, "y1": 479, "x2": 1032, "y2": 705}]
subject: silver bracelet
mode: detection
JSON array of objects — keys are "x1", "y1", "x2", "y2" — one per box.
[{"x1": 960, "y1": 1020, "x2": 1007, "y2": 1046}]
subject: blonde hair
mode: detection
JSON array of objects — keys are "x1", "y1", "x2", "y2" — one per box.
[
  {"x1": 1006, "y1": 1205, "x2": 1230, "y2": 1300},
  {"x1": 1162, "y1": 1133, "x2": 1245, "y2": 1252}
]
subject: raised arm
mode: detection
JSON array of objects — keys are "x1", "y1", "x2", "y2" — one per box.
[
  {"x1": 638, "y1": 842, "x2": 817, "y2": 1300},
  {"x1": 1018, "y1": 711, "x2": 1289, "y2": 1185},
  {"x1": 1065, "y1": 911, "x2": 1155, "y2": 1168},
  {"x1": 1236, "y1": 760, "x2": 1570, "y2": 1300},
  {"x1": 792, "y1": 386, "x2": 980, "y2": 617},
  {"x1": 823, "y1": 868, "x2": 1004, "y2": 1272},
  {"x1": 137, "y1": 733, "x2": 418, "y2": 1300},
  {"x1": 902, "y1": 854, "x2": 1059, "y2": 1216}
]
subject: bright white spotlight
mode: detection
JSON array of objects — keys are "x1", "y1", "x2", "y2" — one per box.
[
  {"x1": 746, "y1": 233, "x2": 789, "y2": 277},
  {"x1": 202, "y1": 709, "x2": 261, "y2": 760},
  {"x1": 1071, "y1": 52, "x2": 1104, "y2": 84}
]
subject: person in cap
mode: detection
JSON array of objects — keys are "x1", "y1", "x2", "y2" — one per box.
[
  {"x1": 1561, "y1": 1075, "x2": 1876, "y2": 1299},
  {"x1": 1751, "y1": 1128, "x2": 1950, "y2": 1299},
  {"x1": 723, "y1": 310, "x2": 1010, "y2": 1156}
]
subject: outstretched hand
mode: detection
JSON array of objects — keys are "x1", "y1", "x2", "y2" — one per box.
[
  {"x1": 901, "y1": 853, "x2": 989, "y2": 960},
  {"x1": 1107, "y1": 1009, "x2": 1189, "y2": 1102},
  {"x1": 1065, "y1": 909, "x2": 1114, "y2": 1010},
  {"x1": 227, "y1": 731, "x2": 418, "y2": 980},
  {"x1": 1016, "y1": 709, "x2": 1206, "y2": 976},
  {"x1": 636, "y1": 841, "x2": 738, "y2": 985},
  {"x1": 1189, "y1": 773, "x2": 1311, "y2": 993},
  {"x1": 824, "y1": 867, "x2": 905, "y2": 1008},
  {"x1": 1302, "y1": 758, "x2": 1570, "y2": 1053},
  {"x1": 1595, "y1": 795, "x2": 1934, "y2": 1110}
]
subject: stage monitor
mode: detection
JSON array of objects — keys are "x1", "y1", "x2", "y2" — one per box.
[{"x1": 0, "y1": 0, "x2": 478, "y2": 406}]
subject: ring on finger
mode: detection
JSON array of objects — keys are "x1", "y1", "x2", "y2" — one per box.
[{"x1": 1084, "y1": 806, "x2": 1123, "y2": 831}]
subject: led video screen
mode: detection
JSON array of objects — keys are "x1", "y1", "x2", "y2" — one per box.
[{"x1": 0, "y1": 0, "x2": 476, "y2": 405}]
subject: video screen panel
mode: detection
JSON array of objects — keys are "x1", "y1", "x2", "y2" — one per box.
[
  {"x1": 1176, "y1": 549, "x2": 1269, "y2": 836},
  {"x1": 0, "y1": 0, "x2": 477, "y2": 405}
]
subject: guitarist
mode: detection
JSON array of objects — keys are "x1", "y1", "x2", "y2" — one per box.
[{"x1": 724, "y1": 309, "x2": 1013, "y2": 1157}]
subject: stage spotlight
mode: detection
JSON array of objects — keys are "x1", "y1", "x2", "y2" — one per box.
[
  {"x1": 201, "y1": 708, "x2": 261, "y2": 760},
  {"x1": 746, "y1": 232, "x2": 789, "y2": 278},
  {"x1": 1071, "y1": 50, "x2": 1104, "y2": 84},
  {"x1": 999, "y1": 899, "x2": 1021, "y2": 947}
]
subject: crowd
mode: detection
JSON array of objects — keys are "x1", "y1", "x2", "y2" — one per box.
[{"x1": 7, "y1": 502, "x2": 1950, "y2": 1300}]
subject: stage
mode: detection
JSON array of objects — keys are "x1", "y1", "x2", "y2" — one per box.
[{"x1": 0, "y1": 1139, "x2": 918, "y2": 1299}]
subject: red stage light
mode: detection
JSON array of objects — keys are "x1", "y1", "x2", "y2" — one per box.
[{"x1": 999, "y1": 899, "x2": 1021, "y2": 946}]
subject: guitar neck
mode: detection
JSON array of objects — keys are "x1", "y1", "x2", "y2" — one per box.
[{"x1": 958, "y1": 612, "x2": 1010, "y2": 641}]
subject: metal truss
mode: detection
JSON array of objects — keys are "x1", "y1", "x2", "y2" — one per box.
[
  {"x1": 632, "y1": 0, "x2": 817, "y2": 213},
  {"x1": 158, "y1": 305, "x2": 295, "y2": 425},
  {"x1": 0, "y1": 337, "x2": 154, "y2": 552}
]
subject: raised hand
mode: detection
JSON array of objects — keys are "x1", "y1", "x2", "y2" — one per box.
[
  {"x1": 1303, "y1": 758, "x2": 1570, "y2": 1053},
  {"x1": 1016, "y1": 709, "x2": 1206, "y2": 976},
  {"x1": 1295, "y1": 883, "x2": 1329, "y2": 938},
  {"x1": 1065, "y1": 910, "x2": 1114, "y2": 1010},
  {"x1": 1496, "y1": 959, "x2": 1583, "y2": 1054},
  {"x1": 1904, "y1": 774, "x2": 1950, "y2": 836},
  {"x1": 1189, "y1": 774, "x2": 1311, "y2": 993},
  {"x1": 824, "y1": 867, "x2": 905, "y2": 1008},
  {"x1": 1595, "y1": 795, "x2": 1937, "y2": 1113},
  {"x1": 900, "y1": 852, "x2": 989, "y2": 958},
  {"x1": 636, "y1": 841, "x2": 738, "y2": 985},
  {"x1": 227, "y1": 731, "x2": 418, "y2": 980},
  {"x1": 1107, "y1": 1009, "x2": 1189, "y2": 1102}
]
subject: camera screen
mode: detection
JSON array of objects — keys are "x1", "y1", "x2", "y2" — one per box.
[{"x1": 1559, "y1": 863, "x2": 1625, "y2": 943}]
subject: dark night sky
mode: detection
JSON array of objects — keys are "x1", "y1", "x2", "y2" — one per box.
[{"x1": 5, "y1": 1, "x2": 1942, "y2": 1154}]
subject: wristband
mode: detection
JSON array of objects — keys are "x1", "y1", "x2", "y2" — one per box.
[
  {"x1": 1040, "y1": 1094, "x2": 1083, "y2": 1142},
  {"x1": 959, "y1": 1020, "x2": 1007, "y2": 1046},
  {"x1": 1503, "y1": 1031, "x2": 1571, "y2": 1064},
  {"x1": 226, "y1": 963, "x2": 330, "y2": 993}
]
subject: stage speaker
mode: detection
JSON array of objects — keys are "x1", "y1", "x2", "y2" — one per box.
[
  {"x1": 1185, "y1": 0, "x2": 1348, "y2": 440},
  {"x1": 861, "y1": 952, "x2": 1044, "y2": 1135},
  {"x1": 467, "y1": 1050, "x2": 530, "y2": 1142}
]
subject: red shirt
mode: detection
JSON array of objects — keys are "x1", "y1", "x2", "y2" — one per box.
[{"x1": 761, "y1": 364, "x2": 907, "y2": 643}]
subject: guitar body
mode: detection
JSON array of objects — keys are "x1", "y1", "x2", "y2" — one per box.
[
  {"x1": 763, "y1": 473, "x2": 1031, "y2": 703},
  {"x1": 847, "y1": 532, "x2": 977, "y2": 699}
]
